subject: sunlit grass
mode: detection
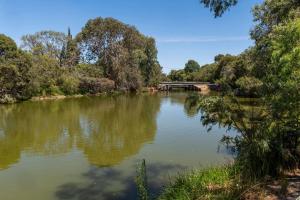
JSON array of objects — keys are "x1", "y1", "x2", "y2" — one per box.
[{"x1": 158, "y1": 165, "x2": 242, "y2": 200}]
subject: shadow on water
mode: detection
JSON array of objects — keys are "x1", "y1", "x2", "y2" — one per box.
[{"x1": 55, "y1": 162, "x2": 187, "y2": 200}]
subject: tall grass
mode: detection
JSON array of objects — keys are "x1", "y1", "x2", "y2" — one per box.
[
  {"x1": 158, "y1": 165, "x2": 242, "y2": 200},
  {"x1": 136, "y1": 159, "x2": 149, "y2": 200}
]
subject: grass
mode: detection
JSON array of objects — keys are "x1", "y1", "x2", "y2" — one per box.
[
  {"x1": 136, "y1": 161, "x2": 299, "y2": 200},
  {"x1": 158, "y1": 165, "x2": 243, "y2": 200}
]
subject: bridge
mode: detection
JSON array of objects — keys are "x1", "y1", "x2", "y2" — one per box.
[{"x1": 158, "y1": 82, "x2": 219, "y2": 92}]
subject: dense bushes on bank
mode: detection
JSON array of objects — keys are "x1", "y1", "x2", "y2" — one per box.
[{"x1": 79, "y1": 77, "x2": 115, "y2": 94}]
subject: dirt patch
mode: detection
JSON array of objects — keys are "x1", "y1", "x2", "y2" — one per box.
[{"x1": 243, "y1": 170, "x2": 300, "y2": 200}]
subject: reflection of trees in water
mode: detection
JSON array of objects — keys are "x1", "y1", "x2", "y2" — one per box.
[
  {"x1": 77, "y1": 95, "x2": 161, "y2": 166},
  {"x1": 0, "y1": 94, "x2": 161, "y2": 169},
  {"x1": 184, "y1": 94, "x2": 265, "y2": 153},
  {"x1": 160, "y1": 92, "x2": 203, "y2": 117},
  {"x1": 184, "y1": 94, "x2": 265, "y2": 134}
]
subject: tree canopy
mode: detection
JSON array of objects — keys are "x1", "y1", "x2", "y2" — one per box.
[
  {"x1": 0, "y1": 18, "x2": 163, "y2": 103},
  {"x1": 200, "y1": 0, "x2": 238, "y2": 17},
  {"x1": 184, "y1": 60, "x2": 200, "y2": 73},
  {"x1": 77, "y1": 17, "x2": 162, "y2": 90}
]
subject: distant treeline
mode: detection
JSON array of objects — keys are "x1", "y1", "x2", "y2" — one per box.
[
  {"x1": 167, "y1": 53, "x2": 264, "y2": 97},
  {"x1": 0, "y1": 18, "x2": 164, "y2": 103}
]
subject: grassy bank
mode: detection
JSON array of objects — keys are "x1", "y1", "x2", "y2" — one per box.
[
  {"x1": 136, "y1": 162, "x2": 300, "y2": 200},
  {"x1": 158, "y1": 165, "x2": 242, "y2": 200},
  {"x1": 156, "y1": 166, "x2": 300, "y2": 200}
]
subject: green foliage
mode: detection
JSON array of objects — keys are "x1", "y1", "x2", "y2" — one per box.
[
  {"x1": 28, "y1": 54, "x2": 62, "y2": 96},
  {"x1": 60, "y1": 28, "x2": 80, "y2": 67},
  {"x1": 0, "y1": 34, "x2": 33, "y2": 102},
  {"x1": 0, "y1": 18, "x2": 162, "y2": 102},
  {"x1": 200, "y1": 0, "x2": 238, "y2": 17},
  {"x1": 136, "y1": 159, "x2": 149, "y2": 200},
  {"x1": 0, "y1": 94, "x2": 16, "y2": 104},
  {"x1": 184, "y1": 60, "x2": 200, "y2": 73},
  {"x1": 0, "y1": 34, "x2": 18, "y2": 58},
  {"x1": 235, "y1": 76, "x2": 263, "y2": 97},
  {"x1": 79, "y1": 77, "x2": 115, "y2": 94},
  {"x1": 21, "y1": 31, "x2": 66, "y2": 63},
  {"x1": 77, "y1": 17, "x2": 162, "y2": 90},
  {"x1": 168, "y1": 69, "x2": 188, "y2": 81},
  {"x1": 140, "y1": 38, "x2": 162, "y2": 87},
  {"x1": 75, "y1": 63, "x2": 103, "y2": 78},
  {"x1": 192, "y1": 0, "x2": 300, "y2": 180},
  {"x1": 250, "y1": 0, "x2": 300, "y2": 79},
  {"x1": 195, "y1": 95, "x2": 285, "y2": 177},
  {"x1": 191, "y1": 64, "x2": 216, "y2": 82},
  {"x1": 159, "y1": 165, "x2": 241, "y2": 200},
  {"x1": 58, "y1": 75, "x2": 80, "y2": 95},
  {"x1": 168, "y1": 53, "x2": 255, "y2": 96}
]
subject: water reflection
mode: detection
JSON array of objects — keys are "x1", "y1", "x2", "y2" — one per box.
[
  {"x1": 183, "y1": 93, "x2": 265, "y2": 155},
  {"x1": 56, "y1": 162, "x2": 186, "y2": 200},
  {"x1": 0, "y1": 93, "x2": 238, "y2": 200},
  {"x1": 0, "y1": 94, "x2": 161, "y2": 169}
]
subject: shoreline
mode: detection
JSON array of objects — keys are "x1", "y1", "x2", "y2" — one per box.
[{"x1": 8, "y1": 89, "x2": 156, "y2": 104}]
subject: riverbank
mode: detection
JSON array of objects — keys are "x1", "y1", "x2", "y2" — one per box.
[
  {"x1": 0, "y1": 88, "x2": 159, "y2": 104},
  {"x1": 157, "y1": 165, "x2": 300, "y2": 200}
]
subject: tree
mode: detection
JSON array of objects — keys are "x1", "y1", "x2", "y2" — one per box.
[
  {"x1": 21, "y1": 31, "x2": 66, "y2": 64},
  {"x1": 192, "y1": 64, "x2": 216, "y2": 82},
  {"x1": 266, "y1": 18, "x2": 300, "y2": 140},
  {"x1": 168, "y1": 69, "x2": 187, "y2": 81},
  {"x1": 140, "y1": 37, "x2": 162, "y2": 86},
  {"x1": 213, "y1": 54, "x2": 236, "y2": 81},
  {"x1": 250, "y1": 0, "x2": 300, "y2": 79},
  {"x1": 77, "y1": 17, "x2": 161, "y2": 90},
  {"x1": 0, "y1": 34, "x2": 18, "y2": 58},
  {"x1": 200, "y1": 0, "x2": 238, "y2": 17},
  {"x1": 184, "y1": 60, "x2": 200, "y2": 73},
  {"x1": 235, "y1": 76, "x2": 263, "y2": 97},
  {"x1": 28, "y1": 54, "x2": 63, "y2": 96},
  {"x1": 196, "y1": 0, "x2": 300, "y2": 177},
  {"x1": 0, "y1": 34, "x2": 33, "y2": 102},
  {"x1": 60, "y1": 28, "x2": 80, "y2": 67}
]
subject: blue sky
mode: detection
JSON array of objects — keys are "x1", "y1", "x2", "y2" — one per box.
[{"x1": 0, "y1": 0, "x2": 262, "y2": 73}]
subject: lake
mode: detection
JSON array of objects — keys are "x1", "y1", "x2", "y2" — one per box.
[{"x1": 0, "y1": 93, "x2": 236, "y2": 200}]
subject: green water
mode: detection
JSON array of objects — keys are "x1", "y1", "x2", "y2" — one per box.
[{"x1": 0, "y1": 93, "x2": 235, "y2": 200}]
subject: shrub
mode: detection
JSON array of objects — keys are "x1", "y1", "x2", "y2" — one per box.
[
  {"x1": 0, "y1": 94, "x2": 17, "y2": 104},
  {"x1": 48, "y1": 85, "x2": 63, "y2": 96},
  {"x1": 59, "y1": 75, "x2": 80, "y2": 95},
  {"x1": 75, "y1": 64, "x2": 103, "y2": 78},
  {"x1": 235, "y1": 76, "x2": 263, "y2": 97},
  {"x1": 79, "y1": 77, "x2": 115, "y2": 94}
]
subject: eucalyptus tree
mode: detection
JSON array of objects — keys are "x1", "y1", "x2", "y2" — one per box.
[
  {"x1": 21, "y1": 31, "x2": 67, "y2": 64},
  {"x1": 200, "y1": 0, "x2": 238, "y2": 17},
  {"x1": 77, "y1": 17, "x2": 162, "y2": 90}
]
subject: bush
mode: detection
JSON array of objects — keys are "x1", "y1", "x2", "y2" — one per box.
[
  {"x1": 59, "y1": 75, "x2": 80, "y2": 95},
  {"x1": 235, "y1": 76, "x2": 263, "y2": 97},
  {"x1": 48, "y1": 85, "x2": 63, "y2": 96},
  {"x1": 75, "y1": 64, "x2": 103, "y2": 78},
  {"x1": 0, "y1": 94, "x2": 17, "y2": 104},
  {"x1": 79, "y1": 77, "x2": 115, "y2": 94}
]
